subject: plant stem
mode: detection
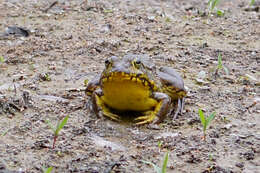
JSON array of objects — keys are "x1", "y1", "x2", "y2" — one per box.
[
  {"x1": 203, "y1": 132, "x2": 206, "y2": 140},
  {"x1": 53, "y1": 136, "x2": 57, "y2": 149}
]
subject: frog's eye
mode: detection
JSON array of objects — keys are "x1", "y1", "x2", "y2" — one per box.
[
  {"x1": 134, "y1": 59, "x2": 142, "y2": 68},
  {"x1": 135, "y1": 60, "x2": 141, "y2": 65},
  {"x1": 104, "y1": 59, "x2": 110, "y2": 66}
]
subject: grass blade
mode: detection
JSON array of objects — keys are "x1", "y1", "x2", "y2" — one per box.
[
  {"x1": 208, "y1": 0, "x2": 213, "y2": 6},
  {"x1": 208, "y1": 0, "x2": 220, "y2": 11},
  {"x1": 141, "y1": 160, "x2": 161, "y2": 173},
  {"x1": 44, "y1": 166, "x2": 53, "y2": 173},
  {"x1": 212, "y1": 0, "x2": 220, "y2": 10},
  {"x1": 206, "y1": 112, "x2": 216, "y2": 126},
  {"x1": 199, "y1": 109, "x2": 205, "y2": 127},
  {"x1": 223, "y1": 66, "x2": 229, "y2": 75},
  {"x1": 55, "y1": 115, "x2": 69, "y2": 136},
  {"x1": 250, "y1": 0, "x2": 255, "y2": 6},
  {"x1": 162, "y1": 152, "x2": 169, "y2": 173},
  {"x1": 199, "y1": 109, "x2": 207, "y2": 134},
  {"x1": 0, "y1": 56, "x2": 4, "y2": 63},
  {"x1": 216, "y1": 10, "x2": 224, "y2": 17},
  {"x1": 217, "y1": 53, "x2": 223, "y2": 69},
  {"x1": 1, "y1": 129, "x2": 9, "y2": 137}
]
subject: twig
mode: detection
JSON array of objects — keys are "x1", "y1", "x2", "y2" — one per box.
[{"x1": 43, "y1": 1, "x2": 58, "y2": 13}]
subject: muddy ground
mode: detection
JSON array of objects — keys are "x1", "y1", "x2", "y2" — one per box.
[{"x1": 0, "y1": 0, "x2": 259, "y2": 172}]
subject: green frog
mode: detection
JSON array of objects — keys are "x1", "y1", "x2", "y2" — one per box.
[{"x1": 86, "y1": 54, "x2": 186, "y2": 125}]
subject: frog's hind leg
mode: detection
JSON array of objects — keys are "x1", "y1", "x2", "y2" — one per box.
[
  {"x1": 173, "y1": 98, "x2": 185, "y2": 119},
  {"x1": 102, "y1": 111, "x2": 121, "y2": 121},
  {"x1": 134, "y1": 111, "x2": 157, "y2": 125},
  {"x1": 134, "y1": 92, "x2": 171, "y2": 125}
]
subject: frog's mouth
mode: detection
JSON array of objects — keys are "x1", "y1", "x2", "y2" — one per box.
[
  {"x1": 100, "y1": 72, "x2": 158, "y2": 111},
  {"x1": 102, "y1": 72, "x2": 155, "y2": 89}
]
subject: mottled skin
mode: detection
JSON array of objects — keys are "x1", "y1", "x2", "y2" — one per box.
[{"x1": 86, "y1": 54, "x2": 186, "y2": 124}]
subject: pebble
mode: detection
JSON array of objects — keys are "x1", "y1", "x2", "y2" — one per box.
[
  {"x1": 154, "y1": 132, "x2": 180, "y2": 140},
  {"x1": 90, "y1": 135, "x2": 126, "y2": 151}
]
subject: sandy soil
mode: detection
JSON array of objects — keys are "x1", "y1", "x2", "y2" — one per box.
[{"x1": 0, "y1": 0, "x2": 259, "y2": 172}]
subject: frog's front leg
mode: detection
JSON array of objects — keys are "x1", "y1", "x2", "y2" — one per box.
[
  {"x1": 158, "y1": 67, "x2": 187, "y2": 119},
  {"x1": 85, "y1": 74, "x2": 101, "y2": 96},
  {"x1": 91, "y1": 89, "x2": 121, "y2": 121},
  {"x1": 134, "y1": 92, "x2": 171, "y2": 125}
]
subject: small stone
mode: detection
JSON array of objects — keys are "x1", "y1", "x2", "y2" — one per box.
[
  {"x1": 197, "y1": 71, "x2": 207, "y2": 79},
  {"x1": 154, "y1": 132, "x2": 180, "y2": 140},
  {"x1": 235, "y1": 162, "x2": 244, "y2": 168},
  {"x1": 90, "y1": 135, "x2": 126, "y2": 151},
  {"x1": 223, "y1": 123, "x2": 233, "y2": 129}
]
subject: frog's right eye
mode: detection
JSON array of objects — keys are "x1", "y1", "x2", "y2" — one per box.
[{"x1": 105, "y1": 59, "x2": 110, "y2": 66}]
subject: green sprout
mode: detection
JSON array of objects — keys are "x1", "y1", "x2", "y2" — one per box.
[
  {"x1": 250, "y1": 0, "x2": 255, "y2": 6},
  {"x1": 208, "y1": 0, "x2": 220, "y2": 12},
  {"x1": 165, "y1": 17, "x2": 171, "y2": 23},
  {"x1": 157, "y1": 141, "x2": 164, "y2": 152},
  {"x1": 103, "y1": 9, "x2": 113, "y2": 13},
  {"x1": 216, "y1": 53, "x2": 229, "y2": 75},
  {"x1": 43, "y1": 166, "x2": 53, "y2": 173},
  {"x1": 0, "y1": 56, "x2": 4, "y2": 63},
  {"x1": 158, "y1": 141, "x2": 163, "y2": 149},
  {"x1": 199, "y1": 109, "x2": 216, "y2": 139},
  {"x1": 46, "y1": 115, "x2": 69, "y2": 149},
  {"x1": 1, "y1": 129, "x2": 9, "y2": 137},
  {"x1": 142, "y1": 151, "x2": 169, "y2": 173},
  {"x1": 208, "y1": 153, "x2": 214, "y2": 161},
  {"x1": 216, "y1": 9, "x2": 224, "y2": 17},
  {"x1": 208, "y1": 0, "x2": 224, "y2": 16},
  {"x1": 44, "y1": 73, "x2": 51, "y2": 81}
]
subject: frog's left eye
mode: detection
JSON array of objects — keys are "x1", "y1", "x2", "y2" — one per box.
[
  {"x1": 135, "y1": 60, "x2": 141, "y2": 65},
  {"x1": 133, "y1": 59, "x2": 142, "y2": 68}
]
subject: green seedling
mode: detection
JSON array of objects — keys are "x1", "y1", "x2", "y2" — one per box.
[
  {"x1": 208, "y1": 0, "x2": 224, "y2": 16},
  {"x1": 44, "y1": 73, "x2": 51, "y2": 81},
  {"x1": 42, "y1": 166, "x2": 53, "y2": 173},
  {"x1": 157, "y1": 141, "x2": 163, "y2": 149},
  {"x1": 208, "y1": 0, "x2": 220, "y2": 12},
  {"x1": 216, "y1": 53, "x2": 229, "y2": 75},
  {"x1": 216, "y1": 9, "x2": 224, "y2": 17},
  {"x1": 142, "y1": 151, "x2": 169, "y2": 173},
  {"x1": 165, "y1": 17, "x2": 171, "y2": 23},
  {"x1": 46, "y1": 115, "x2": 69, "y2": 149},
  {"x1": 0, "y1": 56, "x2": 4, "y2": 63},
  {"x1": 103, "y1": 9, "x2": 113, "y2": 13},
  {"x1": 157, "y1": 141, "x2": 163, "y2": 152},
  {"x1": 1, "y1": 129, "x2": 9, "y2": 137},
  {"x1": 250, "y1": 0, "x2": 255, "y2": 6},
  {"x1": 199, "y1": 109, "x2": 216, "y2": 139},
  {"x1": 208, "y1": 153, "x2": 214, "y2": 161}
]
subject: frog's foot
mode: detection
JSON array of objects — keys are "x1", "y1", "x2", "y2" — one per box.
[
  {"x1": 134, "y1": 111, "x2": 158, "y2": 125},
  {"x1": 92, "y1": 91, "x2": 121, "y2": 122},
  {"x1": 103, "y1": 110, "x2": 121, "y2": 122},
  {"x1": 173, "y1": 98, "x2": 185, "y2": 119}
]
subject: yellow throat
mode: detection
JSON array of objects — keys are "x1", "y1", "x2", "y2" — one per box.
[{"x1": 101, "y1": 73, "x2": 158, "y2": 111}]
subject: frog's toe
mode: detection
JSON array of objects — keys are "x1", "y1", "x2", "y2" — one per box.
[
  {"x1": 134, "y1": 113, "x2": 157, "y2": 125},
  {"x1": 103, "y1": 111, "x2": 121, "y2": 121},
  {"x1": 173, "y1": 98, "x2": 185, "y2": 119}
]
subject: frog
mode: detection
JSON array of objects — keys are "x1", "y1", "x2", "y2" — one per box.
[{"x1": 86, "y1": 54, "x2": 187, "y2": 125}]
